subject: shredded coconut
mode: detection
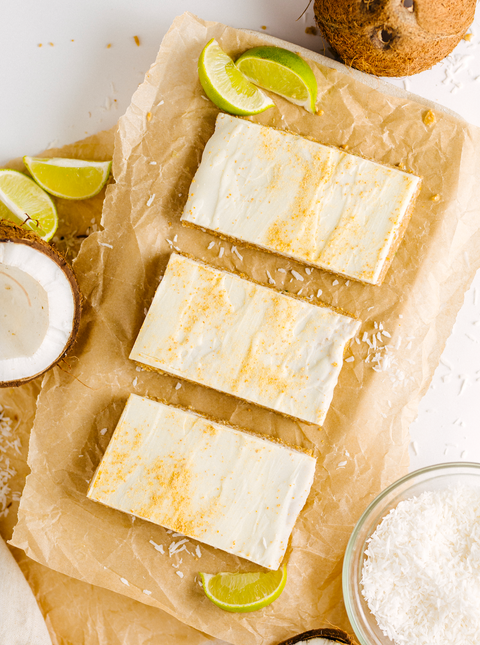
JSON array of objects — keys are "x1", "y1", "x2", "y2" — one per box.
[
  {"x1": 362, "y1": 485, "x2": 480, "y2": 645},
  {"x1": 291, "y1": 270, "x2": 304, "y2": 282},
  {"x1": 207, "y1": 241, "x2": 215, "y2": 250},
  {"x1": 175, "y1": 382, "x2": 182, "y2": 390},
  {"x1": 143, "y1": 589, "x2": 152, "y2": 595},
  {"x1": 99, "y1": 428, "x2": 108, "y2": 436},
  {"x1": 176, "y1": 571, "x2": 184, "y2": 578},
  {"x1": 0, "y1": 405, "x2": 21, "y2": 517},
  {"x1": 146, "y1": 194, "x2": 155, "y2": 207},
  {"x1": 231, "y1": 245, "x2": 243, "y2": 261},
  {"x1": 149, "y1": 539, "x2": 164, "y2": 554},
  {"x1": 266, "y1": 270, "x2": 275, "y2": 285},
  {"x1": 120, "y1": 578, "x2": 130, "y2": 586},
  {"x1": 98, "y1": 242, "x2": 113, "y2": 249},
  {"x1": 332, "y1": 279, "x2": 339, "y2": 286}
]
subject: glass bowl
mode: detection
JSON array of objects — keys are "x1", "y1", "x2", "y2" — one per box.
[{"x1": 342, "y1": 462, "x2": 480, "y2": 645}]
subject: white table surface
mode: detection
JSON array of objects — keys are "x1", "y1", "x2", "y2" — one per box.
[{"x1": 2, "y1": 0, "x2": 480, "y2": 473}]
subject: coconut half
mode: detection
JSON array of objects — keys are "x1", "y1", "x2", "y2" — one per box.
[
  {"x1": 277, "y1": 628, "x2": 356, "y2": 645},
  {"x1": 0, "y1": 221, "x2": 81, "y2": 387}
]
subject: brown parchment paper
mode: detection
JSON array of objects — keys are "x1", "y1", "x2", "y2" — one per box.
[
  {"x1": 1, "y1": 132, "x2": 216, "y2": 645},
  {"x1": 9, "y1": 12, "x2": 480, "y2": 645}
]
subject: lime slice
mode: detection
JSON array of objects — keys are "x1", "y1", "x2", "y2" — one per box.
[
  {"x1": 23, "y1": 156, "x2": 112, "y2": 200},
  {"x1": 199, "y1": 565, "x2": 287, "y2": 613},
  {"x1": 236, "y1": 47, "x2": 317, "y2": 114},
  {"x1": 0, "y1": 169, "x2": 58, "y2": 241},
  {"x1": 198, "y1": 39, "x2": 275, "y2": 116}
]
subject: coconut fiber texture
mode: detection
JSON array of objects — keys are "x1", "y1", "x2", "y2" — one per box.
[{"x1": 314, "y1": 0, "x2": 476, "y2": 76}]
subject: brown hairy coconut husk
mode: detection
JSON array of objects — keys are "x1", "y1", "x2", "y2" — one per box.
[
  {"x1": 314, "y1": 0, "x2": 476, "y2": 76},
  {"x1": 0, "y1": 220, "x2": 82, "y2": 387},
  {"x1": 278, "y1": 627, "x2": 357, "y2": 645}
]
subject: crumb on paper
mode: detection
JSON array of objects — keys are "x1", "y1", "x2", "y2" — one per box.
[
  {"x1": 49, "y1": 42, "x2": 54, "y2": 47},
  {"x1": 317, "y1": 109, "x2": 324, "y2": 116},
  {"x1": 133, "y1": 35, "x2": 140, "y2": 46},
  {"x1": 38, "y1": 43, "x2": 42, "y2": 47},
  {"x1": 339, "y1": 144, "x2": 348, "y2": 150},
  {"x1": 146, "y1": 111, "x2": 152, "y2": 122},
  {"x1": 464, "y1": 33, "x2": 473, "y2": 42},
  {"x1": 149, "y1": 539, "x2": 165, "y2": 554},
  {"x1": 423, "y1": 110, "x2": 436, "y2": 126},
  {"x1": 261, "y1": 25, "x2": 267, "y2": 30},
  {"x1": 305, "y1": 26, "x2": 317, "y2": 35},
  {"x1": 431, "y1": 194, "x2": 440, "y2": 202},
  {"x1": 106, "y1": 43, "x2": 112, "y2": 48},
  {"x1": 291, "y1": 269, "x2": 304, "y2": 282}
]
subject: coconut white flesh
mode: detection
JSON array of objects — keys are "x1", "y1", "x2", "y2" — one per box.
[{"x1": 0, "y1": 241, "x2": 75, "y2": 383}]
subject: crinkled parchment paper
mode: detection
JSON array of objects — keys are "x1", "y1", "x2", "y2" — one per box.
[
  {"x1": 1, "y1": 133, "x2": 215, "y2": 645},
  {"x1": 9, "y1": 12, "x2": 480, "y2": 645}
]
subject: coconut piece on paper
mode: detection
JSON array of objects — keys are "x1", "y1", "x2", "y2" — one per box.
[
  {"x1": 181, "y1": 114, "x2": 421, "y2": 286},
  {"x1": 130, "y1": 253, "x2": 360, "y2": 425},
  {"x1": 87, "y1": 395, "x2": 316, "y2": 570}
]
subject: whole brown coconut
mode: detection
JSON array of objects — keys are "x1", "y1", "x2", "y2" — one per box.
[{"x1": 314, "y1": 0, "x2": 476, "y2": 76}]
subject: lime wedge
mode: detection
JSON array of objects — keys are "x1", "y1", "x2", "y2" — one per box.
[
  {"x1": 0, "y1": 169, "x2": 58, "y2": 241},
  {"x1": 198, "y1": 39, "x2": 275, "y2": 116},
  {"x1": 24, "y1": 156, "x2": 112, "y2": 200},
  {"x1": 236, "y1": 47, "x2": 317, "y2": 113},
  {"x1": 199, "y1": 565, "x2": 287, "y2": 613}
]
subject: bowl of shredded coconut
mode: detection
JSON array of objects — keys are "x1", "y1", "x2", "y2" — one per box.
[{"x1": 342, "y1": 462, "x2": 480, "y2": 645}]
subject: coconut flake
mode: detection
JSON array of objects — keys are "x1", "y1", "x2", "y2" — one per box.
[
  {"x1": 207, "y1": 241, "x2": 215, "y2": 250},
  {"x1": 120, "y1": 578, "x2": 129, "y2": 586},
  {"x1": 143, "y1": 589, "x2": 152, "y2": 595},
  {"x1": 291, "y1": 270, "x2": 304, "y2": 282},
  {"x1": 146, "y1": 194, "x2": 155, "y2": 207},
  {"x1": 231, "y1": 246, "x2": 243, "y2": 261}
]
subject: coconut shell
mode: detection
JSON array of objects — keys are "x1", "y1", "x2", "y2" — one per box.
[
  {"x1": 0, "y1": 220, "x2": 82, "y2": 387},
  {"x1": 313, "y1": 0, "x2": 476, "y2": 76},
  {"x1": 277, "y1": 627, "x2": 356, "y2": 645}
]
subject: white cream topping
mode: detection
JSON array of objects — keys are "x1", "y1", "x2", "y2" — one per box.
[
  {"x1": 0, "y1": 242, "x2": 75, "y2": 382},
  {"x1": 130, "y1": 254, "x2": 360, "y2": 425},
  {"x1": 88, "y1": 394, "x2": 316, "y2": 570},
  {"x1": 181, "y1": 114, "x2": 421, "y2": 285}
]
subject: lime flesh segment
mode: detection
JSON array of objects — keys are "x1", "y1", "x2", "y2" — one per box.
[
  {"x1": 200, "y1": 565, "x2": 287, "y2": 613},
  {"x1": 0, "y1": 169, "x2": 58, "y2": 241},
  {"x1": 236, "y1": 46, "x2": 317, "y2": 113},
  {"x1": 24, "y1": 156, "x2": 112, "y2": 200},
  {"x1": 198, "y1": 39, "x2": 275, "y2": 116}
]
